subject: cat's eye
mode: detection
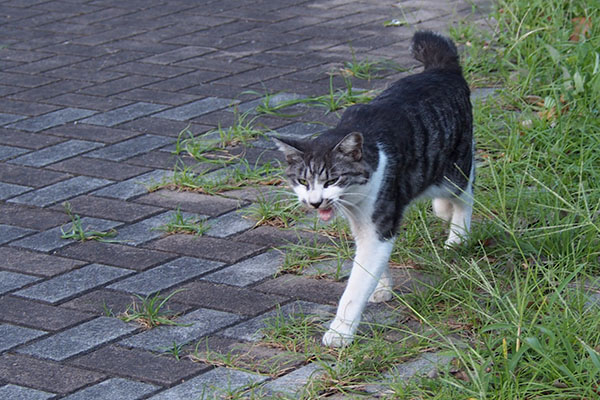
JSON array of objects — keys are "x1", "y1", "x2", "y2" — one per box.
[
  {"x1": 297, "y1": 178, "x2": 309, "y2": 187},
  {"x1": 323, "y1": 177, "x2": 339, "y2": 188}
]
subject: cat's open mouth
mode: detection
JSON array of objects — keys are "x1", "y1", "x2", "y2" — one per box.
[{"x1": 317, "y1": 207, "x2": 334, "y2": 221}]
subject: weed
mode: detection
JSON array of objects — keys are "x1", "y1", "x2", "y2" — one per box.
[
  {"x1": 119, "y1": 289, "x2": 189, "y2": 329},
  {"x1": 155, "y1": 208, "x2": 209, "y2": 236},
  {"x1": 60, "y1": 202, "x2": 118, "y2": 243},
  {"x1": 241, "y1": 191, "x2": 306, "y2": 228}
]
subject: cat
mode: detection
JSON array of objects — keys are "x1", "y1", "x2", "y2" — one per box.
[{"x1": 273, "y1": 30, "x2": 474, "y2": 347}]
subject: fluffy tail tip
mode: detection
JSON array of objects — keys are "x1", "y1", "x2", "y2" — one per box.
[{"x1": 411, "y1": 30, "x2": 460, "y2": 71}]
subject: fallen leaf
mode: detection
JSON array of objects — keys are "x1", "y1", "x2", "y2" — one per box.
[{"x1": 570, "y1": 17, "x2": 592, "y2": 42}]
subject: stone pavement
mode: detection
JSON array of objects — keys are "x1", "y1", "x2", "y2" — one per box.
[{"x1": 0, "y1": 0, "x2": 489, "y2": 398}]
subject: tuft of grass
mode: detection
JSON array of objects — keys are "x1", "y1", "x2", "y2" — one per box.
[
  {"x1": 119, "y1": 289, "x2": 189, "y2": 330},
  {"x1": 155, "y1": 208, "x2": 209, "y2": 236},
  {"x1": 339, "y1": 51, "x2": 408, "y2": 81},
  {"x1": 241, "y1": 191, "x2": 306, "y2": 228},
  {"x1": 60, "y1": 202, "x2": 118, "y2": 243}
]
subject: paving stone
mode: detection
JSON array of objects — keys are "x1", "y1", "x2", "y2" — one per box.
[
  {"x1": 0, "y1": 224, "x2": 35, "y2": 245},
  {"x1": 46, "y1": 124, "x2": 142, "y2": 144},
  {"x1": 153, "y1": 97, "x2": 235, "y2": 121},
  {"x1": 205, "y1": 209, "x2": 255, "y2": 238},
  {"x1": 0, "y1": 112, "x2": 26, "y2": 125},
  {"x1": 0, "y1": 271, "x2": 40, "y2": 295},
  {"x1": 8, "y1": 139, "x2": 103, "y2": 167},
  {"x1": 8, "y1": 176, "x2": 113, "y2": 207},
  {"x1": 62, "y1": 378, "x2": 158, "y2": 400},
  {"x1": 120, "y1": 308, "x2": 241, "y2": 352},
  {"x1": 149, "y1": 234, "x2": 264, "y2": 264},
  {"x1": 110, "y1": 210, "x2": 192, "y2": 246},
  {"x1": 0, "y1": 144, "x2": 29, "y2": 160},
  {"x1": 221, "y1": 300, "x2": 335, "y2": 342},
  {"x1": 0, "y1": 182, "x2": 31, "y2": 200},
  {"x1": 71, "y1": 345, "x2": 209, "y2": 386},
  {"x1": 260, "y1": 362, "x2": 325, "y2": 397},
  {"x1": 0, "y1": 296, "x2": 92, "y2": 331},
  {"x1": 0, "y1": 162, "x2": 69, "y2": 188},
  {"x1": 57, "y1": 240, "x2": 175, "y2": 271},
  {"x1": 6, "y1": 108, "x2": 96, "y2": 132},
  {"x1": 202, "y1": 250, "x2": 284, "y2": 287},
  {"x1": 48, "y1": 156, "x2": 151, "y2": 180},
  {"x1": 135, "y1": 189, "x2": 243, "y2": 216},
  {"x1": 11, "y1": 217, "x2": 122, "y2": 253},
  {"x1": 86, "y1": 134, "x2": 173, "y2": 161},
  {"x1": 0, "y1": 384, "x2": 54, "y2": 400},
  {"x1": 15, "y1": 264, "x2": 132, "y2": 304},
  {"x1": 45, "y1": 92, "x2": 132, "y2": 111},
  {"x1": 0, "y1": 354, "x2": 105, "y2": 394},
  {"x1": 173, "y1": 280, "x2": 286, "y2": 316},
  {"x1": 108, "y1": 257, "x2": 223, "y2": 295},
  {"x1": 0, "y1": 247, "x2": 85, "y2": 277},
  {"x1": 147, "y1": 367, "x2": 267, "y2": 400},
  {"x1": 255, "y1": 275, "x2": 346, "y2": 305},
  {"x1": 80, "y1": 102, "x2": 167, "y2": 127},
  {"x1": 142, "y1": 46, "x2": 214, "y2": 64},
  {"x1": 0, "y1": 323, "x2": 47, "y2": 353},
  {"x1": 51, "y1": 195, "x2": 163, "y2": 223},
  {"x1": 92, "y1": 170, "x2": 172, "y2": 200},
  {"x1": 0, "y1": 128, "x2": 65, "y2": 149},
  {"x1": 236, "y1": 225, "x2": 325, "y2": 247},
  {"x1": 17, "y1": 316, "x2": 138, "y2": 361}
]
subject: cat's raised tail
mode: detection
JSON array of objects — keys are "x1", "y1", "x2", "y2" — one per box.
[{"x1": 411, "y1": 30, "x2": 461, "y2": 72}]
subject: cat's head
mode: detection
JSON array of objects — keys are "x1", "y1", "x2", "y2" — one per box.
[{"x1": 273, "y1": 132, "x2": 370, "y2": 221}]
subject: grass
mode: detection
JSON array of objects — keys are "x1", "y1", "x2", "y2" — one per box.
[
  {"x1": 60, "y1": 202, "x2": 118, "y2": 243},
  {"x1": 119, "y1": 289, "x2": 189, "y2": 330},
  {"x1": 155, "y1": 208, "x2": 209, "y2": 236},
  {"x1": 153, "y1": 0, "x2": 600, "y2": 397}
]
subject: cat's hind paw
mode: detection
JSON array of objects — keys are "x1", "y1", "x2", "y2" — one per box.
[
  {"x1": 322, "y1": 329, "x2": 353, "y2": 347},
  {"x1": 368, "y1": 287, "x2": 393, "y2": 303}
]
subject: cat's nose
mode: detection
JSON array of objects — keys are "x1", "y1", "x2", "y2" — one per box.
[{"x1": 310, "y1": 200, "x2": 322, "y2": 209}]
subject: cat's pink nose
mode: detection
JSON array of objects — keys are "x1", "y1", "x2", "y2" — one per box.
[{"x1": 310, "y1": 200, "x2": 322, "y2": 208}]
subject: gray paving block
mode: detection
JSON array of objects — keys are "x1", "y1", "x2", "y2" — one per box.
[
  {"x1": 148, "y1": 367, "x2": 267, "y2": 400},
  {"x1": 0, "y1": 144, "x2": 29, "y2": 160},
  {"x1": 0, "y1": 182, "x2": 32, "y2": 200},
  {"x1": 120, "y1": 308, "x2": 241, "y2": 352},
  {"x1": 237, "y1": 92, "x2": 307, "y2": 113},
  {"x1": 81, "y1": 102, "x2": 167, "y2": 127},
  {"x1": 0, "y1": 224, "x2": 35, "y2": 245},
  {"x1": 86, "y1": 134, "x2": 173, "y2": 162},
  {"x1": 15, "y1": 264, "x2": 132, "y2": 304},
  {"x1": 205, "y1": 210, "x2": 255, "y2": 238},
  {"x1": 92, "y1": 170, "x2": 171, "y2": 200},
  {"x1": 0, "y1": 271, "x2": 40, "y2": 295},
  {"x1": 11, "y1": 217, "x2": 122, "y2": 253},
  {"x1": 113, "y1": 211, "x2": 182, "y2": 246},
  {"x1": 152, "y1": 97, "x2": 235, "y2": 121},
  {"x1": 7, "y1": 108, "x2": 96, "y2": 132},
  {"x1": 260, "y1": 362, "x2": 325, "y2": 396},
  {"x1": 0, "y1": 384, "x2": 54, "y2": 400},
  {"x1": 201, "y1": 251, "x2": 283, "y2": 287},
  {"x1": 62, "y1": 378, "x2": 158, "y2": 400},
  {"x1": 17, "y1": 316, "x2": 137, "y2": 361},
  {"x1": 8, "y1": 176, "x2": 113, "y2": 207},
  {"x1": 108, "y1": 256, "x2": 223, "y2": 295},
  {"x1": 8, "y1": 139, "x2": 103, "y2": 167},
  {"x1": 0, "y1": 324, "x2": 47, "y2": 353},
  {"x1": 0, "y1": 113, "x2": 26, "y2": 126},
  {"x1": 221, "y1": 301, "x2": 335, "y2": 342}
]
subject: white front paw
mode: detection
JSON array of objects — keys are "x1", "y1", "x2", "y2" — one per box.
[
  {"x1": 322, "y1": 328, "x2": 353, "y2": 347},
  {"x1": 368, "y1": 287, "x2": 393, "y2": 303}
]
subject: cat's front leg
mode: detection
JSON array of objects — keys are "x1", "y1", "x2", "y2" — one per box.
[{"x1": 323, "y1": 236, "x2": 395, "y2": 347}]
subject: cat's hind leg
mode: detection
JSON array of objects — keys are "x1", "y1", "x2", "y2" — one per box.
[
  {"x1": 444, "y1": 167, "x2": 474, "y2": 247},
  {"x1": 432, "y1": 198, "x2": 453, "y2": 222}
]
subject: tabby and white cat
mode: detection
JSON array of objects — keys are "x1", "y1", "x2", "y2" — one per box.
[{"x1": 274, "y1": 31, "x2": 474, "y2": 347}]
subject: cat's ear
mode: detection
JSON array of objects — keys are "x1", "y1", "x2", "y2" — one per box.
[
  {"x1": 272, "y1": 136, "x2": 304, "y2": 164},
  {"x1": 334, "y1": 132, "x2": 363, "y2": 161}
]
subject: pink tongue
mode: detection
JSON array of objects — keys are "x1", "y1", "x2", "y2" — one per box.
[{"x1": 318, "y1": 208, "x2": 333, "y2": 221}]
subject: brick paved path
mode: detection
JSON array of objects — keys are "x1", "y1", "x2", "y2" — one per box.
[{"x1": 0, "y1": 0, "x2": 489, "y2": 398}]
